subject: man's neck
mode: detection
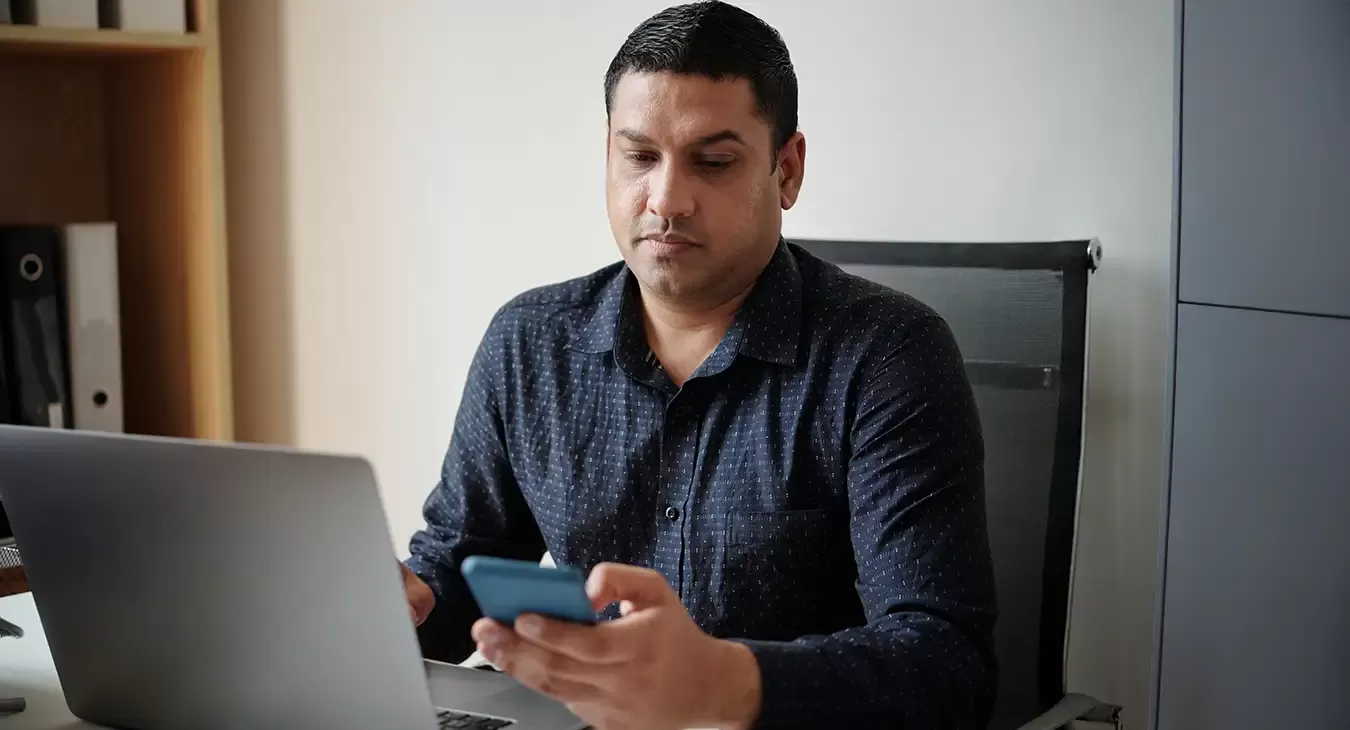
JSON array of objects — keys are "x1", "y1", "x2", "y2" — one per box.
[{"x1": 640, "y1": 285, "x2": 754, "y2": 387}]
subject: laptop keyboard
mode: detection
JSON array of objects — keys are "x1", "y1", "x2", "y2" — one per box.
[{"x1": 436, "y1": 708, "x2": 514, "y2": 729}]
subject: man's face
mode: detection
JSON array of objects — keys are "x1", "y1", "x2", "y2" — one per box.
[{"x1": 605, "y1": 71, "x2": 804, "y2": 306}]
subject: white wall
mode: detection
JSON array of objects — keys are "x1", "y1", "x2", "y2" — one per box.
[{"x1": 221, "y1": 0, "x2": 1175, "y2": 725}]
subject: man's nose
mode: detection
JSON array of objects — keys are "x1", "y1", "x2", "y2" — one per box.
[{"x1": 646, "y1": 163, "x2": 696, "y2": 219}]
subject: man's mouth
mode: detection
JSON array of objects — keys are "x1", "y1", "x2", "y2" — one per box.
[{"x1": 642, "y1": 234, "x2": 697, "y2": 246}]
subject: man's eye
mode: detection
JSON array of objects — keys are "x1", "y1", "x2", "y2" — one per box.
[
  {"x1": 698, "y1": 158, "x2": 734, "y2": 170},
  {"x1": 625, "y1": 152, "x2": 657, "y2": 165}
]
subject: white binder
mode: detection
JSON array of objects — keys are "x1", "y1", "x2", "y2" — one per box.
[
  {"x1": 11, "y1": 0, "x2": 99, "y2": 28},
  {"x1": 97, "y1": 0, "x2": 186, "y2": 33},
  {"x1": 60, "y1": 223, "x2": 124, "y2": 433}
]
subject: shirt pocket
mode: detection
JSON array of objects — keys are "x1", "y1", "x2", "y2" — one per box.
[{"x1": 719, "y1": 509, "x2": 848, "y2": 640}]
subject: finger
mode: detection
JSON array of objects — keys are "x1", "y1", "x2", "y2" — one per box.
[
  {"x1": 561, "y1": 702, "x2": 613, "y2": 730},
  {"x1": 513, "y1": 613, "x2": 634, "y2": 664},
  {"x1": 401, "y1": 563, "x2": 434, "y2": 622},
  {"x1": 410, "y1": 596, "x2": 432, "y2": 625},
  {"x1": 475, "y1": 618, "x2": 624, "y2": 677},
  {"x1": 476, "y1": 626, "x2": 609, "y2": 702},
  {"x1": 471, "y1": 617, "x2": 510, "y2": 646},
  {"x1": 585, "y1": 563, "x2": 678, "y2": 611}
]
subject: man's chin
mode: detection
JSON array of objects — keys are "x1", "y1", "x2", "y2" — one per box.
[{"x1": 630, "y1": 265, "x2": 710, "y2": 302}]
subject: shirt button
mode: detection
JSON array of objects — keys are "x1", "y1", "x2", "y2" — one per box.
[{"x1": 664, "y1": 505, "x2": 680, "y2": 522}]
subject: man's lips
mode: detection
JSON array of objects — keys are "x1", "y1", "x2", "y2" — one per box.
[{"x1": 643, "y1": 234, "x2": 697, "y2": 245}]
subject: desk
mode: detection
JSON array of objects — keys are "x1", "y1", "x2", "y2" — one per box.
[{"x1": 0, "y1": 593, "x2": 93, "y2": 729}]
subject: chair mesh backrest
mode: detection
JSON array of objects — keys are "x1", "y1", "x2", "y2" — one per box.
[{"x1": 799, "y1": 241, "x2": 1093, "y2": 730}]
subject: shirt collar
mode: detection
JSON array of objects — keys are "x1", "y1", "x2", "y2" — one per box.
[
  {"x1": 566, "y1": 239, "x2": 804, "y2": 370},
  {"x1": 565, "y1": 271, "x2": 627, "y2": 354},
  {"x1": 733, "y1": 239, "x2": 804, "y2": 367}
]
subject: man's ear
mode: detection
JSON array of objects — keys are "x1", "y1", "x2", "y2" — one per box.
[{"x1": 777, "y1": 131, "x2": 806, "y2": 210}]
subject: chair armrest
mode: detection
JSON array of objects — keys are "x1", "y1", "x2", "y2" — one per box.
[{"x1": 1016, "y1": 693, "x2": 1123, "y2": 730}]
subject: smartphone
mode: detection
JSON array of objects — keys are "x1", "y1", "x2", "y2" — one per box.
[{"x1": 460, "y1": 555, "x2": 597, "y2": 625}]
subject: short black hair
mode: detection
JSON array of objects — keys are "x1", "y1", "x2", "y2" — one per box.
[{"x1": 604, "y1": 1, "x2": 798, "y2": 157}]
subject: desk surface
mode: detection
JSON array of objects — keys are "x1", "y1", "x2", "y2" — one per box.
[{"x1": 0, "y1": 592, "x2": 93, "y2": 729}]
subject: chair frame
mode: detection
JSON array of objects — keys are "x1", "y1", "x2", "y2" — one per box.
[{"x1": 793, "y1": 237, "x2": 1119, "y2": 729}]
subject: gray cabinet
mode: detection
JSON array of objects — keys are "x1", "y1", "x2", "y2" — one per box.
[
  {"x1": 1156, "y1": 303, "x2": 1350, "y2": 729},
  {"x1": 1179, "y1": 0, "x2": 1350, "y2": 318},
  {"x1": 1155, "y1": 1, "x2": 1350, "y2": 727}
]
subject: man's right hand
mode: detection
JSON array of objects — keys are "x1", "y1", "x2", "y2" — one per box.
[{"x1": 401, "y1": 562, "x2": 435, "y2": 626}]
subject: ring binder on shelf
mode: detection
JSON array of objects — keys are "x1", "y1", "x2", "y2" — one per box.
[
  {"x1": 0, "y1": 226, "x2": 71, "y2": 430},
  {"x1": 61, "y1": 222, "x2": 124, "y2": 433}
]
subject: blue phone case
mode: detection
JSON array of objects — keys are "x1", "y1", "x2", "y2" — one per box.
[{"x1": 460, "y1": 555, "x2": 597, "y2": 625}]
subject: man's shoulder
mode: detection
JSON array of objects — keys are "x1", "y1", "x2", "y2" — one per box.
[
  {"x1": 482, "y1": 260, "x2": 626, "y2": 344},
  {"x1": 791, "y1": 243, "x2": 946, "y2": 339}
]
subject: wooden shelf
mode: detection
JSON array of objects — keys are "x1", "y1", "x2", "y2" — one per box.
[
  {"x1": 0, "y1": 23, "x2": 204, "y2": 55},
  {"x1": 0, "y1": 0, "x2": 234, "y2": 442}
]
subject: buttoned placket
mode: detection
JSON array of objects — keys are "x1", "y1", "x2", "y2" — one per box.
[
  {"x1": 658, "y1": 385, "x2": 705, "y2": 603},
  {"x1": 607, "y1": 266, "x2": 764, "y2": 608}
]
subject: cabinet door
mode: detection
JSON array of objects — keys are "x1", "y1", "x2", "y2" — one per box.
[
  {"x1": 1179, "y1": 0, "x2": 1350, "y2": 318},
  {"x1": 1157, "y1": 303, "x2": 1350, "y2": 729}
]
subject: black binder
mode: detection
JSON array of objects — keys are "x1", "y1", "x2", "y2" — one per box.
[{"x1": 0, "y1": 226, "x2": 71, "y2": 429}]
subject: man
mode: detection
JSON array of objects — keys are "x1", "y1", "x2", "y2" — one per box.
[{"x1": 402, "y1": 2, "x2": 998, "y2": 728}]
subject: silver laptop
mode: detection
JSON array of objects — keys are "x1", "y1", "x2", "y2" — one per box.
[{"x1": 0, "y1": 424, "x2": 587, "y2": 730}]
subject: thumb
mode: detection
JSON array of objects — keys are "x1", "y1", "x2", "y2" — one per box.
[{"x1": 585, "y1": 563, "x2": 676, "y2": 611}]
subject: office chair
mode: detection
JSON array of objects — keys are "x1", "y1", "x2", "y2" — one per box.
[{"x1": 795, "y1": 237, "x2": 1120, "y2": 730}]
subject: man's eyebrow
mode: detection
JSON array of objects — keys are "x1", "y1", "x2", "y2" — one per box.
[
  {"x1": 692, "y1": 130, "x2": 746, "y2": 148},
  {"x1": 613, "y1": 129, "x2": 747, "y2": 148},
  {"x1": 615, "y1": 129, "x2": 655, "y2": 145}
]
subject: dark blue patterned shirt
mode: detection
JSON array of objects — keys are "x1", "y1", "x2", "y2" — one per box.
[{"x1": 406, "y1": 240, "x2": 998, "y2": 728}]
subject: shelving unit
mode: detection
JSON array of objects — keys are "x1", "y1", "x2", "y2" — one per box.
[
  {"x1": 0, "y1": 0, "x2": 233, "y2": 441},
  {"x1": 0, "y1": 24, "x2": 204, "y2": 53}
]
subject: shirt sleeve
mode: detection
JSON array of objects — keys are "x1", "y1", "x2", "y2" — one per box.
[
  {"x1": 404, "y1": 311, "x2": 547, "y2": 663},
  {"x1": 738, "y1": 313, "x2": 999, "y2": 729}
]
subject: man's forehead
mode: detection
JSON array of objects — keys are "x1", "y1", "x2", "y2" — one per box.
[{"x1": 609, "y1": 71, "x2": 765, "y2": 144}]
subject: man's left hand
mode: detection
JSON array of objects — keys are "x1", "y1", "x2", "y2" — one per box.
[{"x1": 471, "y1": 562, "x2": 762, "y2": 730}]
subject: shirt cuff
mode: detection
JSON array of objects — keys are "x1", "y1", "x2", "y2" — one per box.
[{"x1": 734, "y1": 638, "x2": 819, "y2": 729}]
